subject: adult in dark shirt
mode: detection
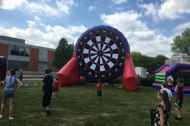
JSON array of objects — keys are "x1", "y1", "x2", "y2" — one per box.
[{"x1": 42, "y1": 68, "x2": 53, "y2": 116}]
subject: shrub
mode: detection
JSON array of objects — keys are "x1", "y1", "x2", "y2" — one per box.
[{"x1": 140, "y1": 75, "x2": 154, "y2": 87}]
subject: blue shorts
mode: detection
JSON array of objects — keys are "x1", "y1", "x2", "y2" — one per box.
[{"x1": 3, "y1": 90, "x2": 15, "y2": 98}]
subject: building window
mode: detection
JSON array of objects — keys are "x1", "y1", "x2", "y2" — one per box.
[
  {"x1": 9, "y1": 45, "x2": 30, "y2": 57},
  {"x1": 39, "y1": 49, "x2": 47, "y2": 61},
  {"x1": 25, "y1": 48, "x2": 30, "y2": 56},
  {"x1": 8, "y1": 60, "x2": 29, "y2": 71},
  {"x1": 19, "y1": 46, "x2": 25, "y2": 56},
  {"x1": 10, "y1": 45, "x2": 19, "y2": 55}
]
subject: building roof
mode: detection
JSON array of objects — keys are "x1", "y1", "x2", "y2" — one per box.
[
  {"x1": 0, "y1": 35, "x2": 25, "y2": 44},
  {"x1": 0, "y1": 35, "x2": 55, "y2": 51}
]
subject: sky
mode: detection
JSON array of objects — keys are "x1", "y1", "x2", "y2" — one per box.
[{"x1": 0, "y1": 0, "x2": 190, "y2": 58}]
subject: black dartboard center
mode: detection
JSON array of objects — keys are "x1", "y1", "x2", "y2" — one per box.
[{"x1": 97, "y1": 51, "x2": 103, "y2": 56}]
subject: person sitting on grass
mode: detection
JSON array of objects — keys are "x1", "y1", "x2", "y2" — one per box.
[
  {"x1": 0, "y1": 69, "x2": 22, "y2": 120},
  {"x1": 96, "y1": 79, "x2": 104, "y2": 100},
  {"x1": 175, "y1": 78, "x2": 184, "y2": 120}
]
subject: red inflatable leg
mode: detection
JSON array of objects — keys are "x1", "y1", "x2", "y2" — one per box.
[
  {"x1": 57, "y1": 52, "x2": 86, "y2": 86},
  {"x1": 122, "y1": 53, "x2": 138, "y2": 91}
]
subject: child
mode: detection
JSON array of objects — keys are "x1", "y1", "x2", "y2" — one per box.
[
  {"x1": 96, "y1": 79, "x2": 104, "y2": 100},
  {"x1": 53, "y1": 77, "x2": 60, "y2": 98},
  {"x1": 151, "y1": 90, "x2": 171, "y2": 126},
  {"x1": 175, "y1": 79, "x2": 184, "y2": 120},
  {"x1": 0, "y1": 69, "x2": 22, "y2": 120},
  {"x1": 160, "y1": 82, "x2": 172, "y2": 101},
  {"x1": 42, "y1": 68, "x2": 53, "y2": 116}
]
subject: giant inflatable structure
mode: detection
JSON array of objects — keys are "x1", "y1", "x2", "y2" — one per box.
[
  {"x1": 57, "y1": 25, "x2": 138, "y2": 91},
  {"x1": 152, "y1": 63, "x2": 190, "y2": 95}
]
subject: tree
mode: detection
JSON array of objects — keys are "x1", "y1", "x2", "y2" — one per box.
[
  {"x1": 171, "y1": 28, "x2": 190, "y2": 55},
  {"x1": 131, "y1": 52, "x2": 142, "y2": 66},
  {"x1": 53, "y1": 38, "x2": 74, "y2": 70},
  {"x1": 132, "y1": 52, "x2": 153, "y2": 68},
  {"x1": 132, "y1": 52, "x2": 153, "y2": 74},
  {"x1": 131, "y1": 52, "x2": 168, "y2": 74},
  {"x1": 153, "y1": 55, "x2": 168, "y2": 69}
]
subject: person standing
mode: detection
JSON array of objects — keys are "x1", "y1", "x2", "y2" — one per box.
[
  {"x1": 160, "y1": 82, "x2": 173, "y2": 101},
  {"x1": 175, "y1": 79, "x2": 184, "y2": 120},
  {"x1": 42, "y1": 68, "x2": 53, "y2": 116},
  {"x1": 0, "y1": 69, "x2": 22, "y2": 120},
  {"x1": 96, "y1": 79, "x2": 104, "y2": 100},
  {"x1": 53, "y1": 76, "x2": 60, "y2": 99},
  {"x1": 18, "y1": 68, "x2": 23, "y2": 83},
  {"x1": 166, "y1": 75, "x2": 173, "y2": 91},
  {"x1": 151, "y1": 90, "x2": 171, "y2": 126}
]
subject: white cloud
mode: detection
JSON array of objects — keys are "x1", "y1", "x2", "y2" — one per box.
[
  {"x1": 174, "y1": 22, "x2": 190, "y2": 32},
  {"x1": 138, "y1": 3, "x2": 159, "y2": 22},
  {"x1": 158, "y1": 0, "x2": 190, "y2": 20},
  {"x1": 112, "y1": 0, "x2": 127, "y2": 4},
  {"x1": 0, "y1": 0, "x2": 75, "y2": 17},
  {"x1": 100, "y1": 11, "x2": 173, "y2": 57},
  {"x1": 26, "y1": 2, "x2": 59, "y2": 16},
  {"x1": 0, "y1": 0, "x2": 28, "y2": 10},
  {"x1": 56, "y1": 0, "x2": 75, "y2": 15},
  {"x1": 0, "y1": 19, "x2": 87, "y2": 49},
  {"x1": 88, "y1": 5, "x2": 96, "y2": 12},
  {"x1": 27, "y1": 21, "x2": 36, "y2": 28},
  {"x1": 34, "y1": 16, "x2": 41, "y2": 22},
  {"x1": 138, "y1": 0, "x2": 190, "y2": 21}
]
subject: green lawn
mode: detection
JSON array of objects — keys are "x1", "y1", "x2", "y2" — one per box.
[{"x1": 0, "y1": 80, "x2": 190, "y2": 126}]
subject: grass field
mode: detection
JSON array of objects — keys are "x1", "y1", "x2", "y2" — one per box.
[{"x1": 0, "y1": 80, "x2": 190, "y2": 126}]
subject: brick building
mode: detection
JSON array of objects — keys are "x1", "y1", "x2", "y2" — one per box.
[{"x1": 0, "y1": 35, "x2": 55, "y2": 72}]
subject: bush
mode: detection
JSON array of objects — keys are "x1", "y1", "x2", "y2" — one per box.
[
  {"x1": 113, "y1": 76, "x2": 122, "y2": 84},
  {"x1": 140, "y1": 75, "x2": 154, "y2": 87}
]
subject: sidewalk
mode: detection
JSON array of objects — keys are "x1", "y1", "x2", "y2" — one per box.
[{"x1": 23, "y1": 78, "x2": 43, "y2": 80}]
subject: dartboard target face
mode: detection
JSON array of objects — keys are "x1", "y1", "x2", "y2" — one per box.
[{"x1": 75, "y1": 25, "x2": 130, "y2": 82}]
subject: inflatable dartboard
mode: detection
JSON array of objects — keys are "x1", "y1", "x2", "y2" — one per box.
[
  {"x1": 74, "y1": 25, "x2": 130, "y2": 82},
  {"x1": 57, "y1": 25, "x2": 137, "y2": 91}
]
